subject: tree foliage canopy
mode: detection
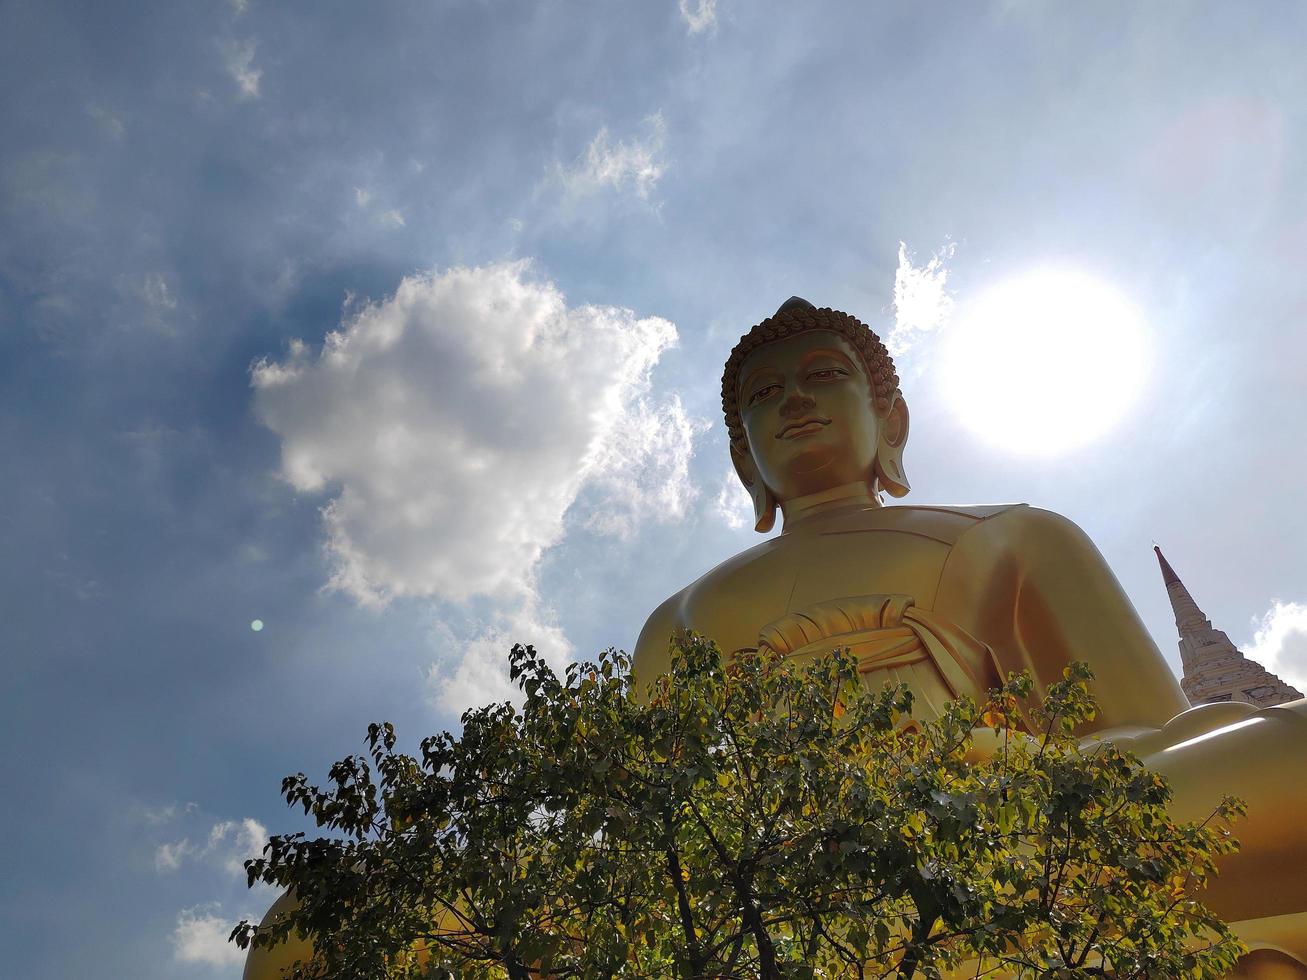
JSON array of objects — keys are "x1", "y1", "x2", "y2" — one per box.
[{"x1": 235, "y1": 638, "x2": 1245, "y2": 979}]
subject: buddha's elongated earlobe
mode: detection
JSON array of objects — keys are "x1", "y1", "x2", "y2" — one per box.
[
  {"x1": 730, "y1": 439, "x2": 777, "y2": 532},
  {"x1": 873, "y1": 394, "x2": 911, "y2": 498}
]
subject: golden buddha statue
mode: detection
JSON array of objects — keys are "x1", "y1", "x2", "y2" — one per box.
[
  {"x1": 633, "y1": 297, "x2": 1307, "y2": 978},
  {"x1": 246, "y1": 297, "x2": 1306, "y2": 980}
]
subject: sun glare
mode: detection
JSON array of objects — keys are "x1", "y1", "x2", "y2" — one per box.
[{"x1": 940, "y1": 269, "x2": 1150, "y2": 455}]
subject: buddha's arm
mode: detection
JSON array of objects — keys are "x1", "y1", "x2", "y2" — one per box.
[
  {"x1": 940, "y1": 506, "x2": 1307, "y2": 955},
  {"x1": 241, "y1": 891, "x2": 314, "y2": 980},
  {"x1": 632, "y1": 591, "x2": 685, "y2": 692},
  {"x1": 1129, "y1": 699, "x2": 1307, "y2": 929},
  {"x1": 935, "y1": 505, "x2": 1189, "y2": 733}
]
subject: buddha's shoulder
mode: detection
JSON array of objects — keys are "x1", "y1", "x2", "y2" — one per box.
[
  {"x1": 851, "y1": 502, "x2": 1029, "y2": 541},
  {"x1": 922, "y1": 502, "x2": 1098, "y2": 555},
  {"x1": 632, "y1": 502, "x2": 1086, "y2": 677},
  {"x1": 637, "y1": 537, "x2": 777, "y2": 634},
  {"x1": 634, "y1": 533, "x2": 790, "y2": 666}
]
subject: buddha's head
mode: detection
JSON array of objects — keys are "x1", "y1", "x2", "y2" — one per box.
[{"x1": 721, "y1": 297, "x2": 910, "y2": 532}]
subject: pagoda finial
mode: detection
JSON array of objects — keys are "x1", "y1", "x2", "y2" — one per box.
[
  {"x1": 1154, "y1": 545, "x2": 1212, "y2": 636},
  {"x1": 1154, "y1": 545, "x2": 1182, "y2": 587}
]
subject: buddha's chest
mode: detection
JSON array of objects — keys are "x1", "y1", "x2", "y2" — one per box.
[{"x1": 681, "y1": 530, "x2": 953, "y2": 655}]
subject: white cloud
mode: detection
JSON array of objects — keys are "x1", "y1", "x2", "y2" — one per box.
[
  {"x1": 172, "y1": 905, "x2": 246, "y2": 968},
  {"x1": 141, "y1": 801, "x2": 198, "y2": 826},
  {"x1": 559, "y1": 113, "x2": 667, "y2": 202},
  {"x1": 579, "y1": 395, "x2": 707, "y2": 538},
  {"x1": 380, "y1": 208, "x2": 406, "y2": 227},
  {"x1": 712, "y1": 466, "x2": 750, "y2": 531},
  {"x1": 207, "y1": 817, "x2": 268, "y2": 877},
  {"x1": 86, "y1": 103, "x2": 125, "y2": 140},
  {"x1": 115, "y1": 271, "x2": 181, "y2": 336},
  {"x1": 1245, "y1": 600, "x2": 1307, "y2": 692},
  {"x1": 142, "y1": 272, "x2": 177, "y2": 312},
  {"x1": 886, "y1": 240, "x2": 956, "y2": 358},
  {"x1": 151, "y1": 817, "x2": 267, "y2": 877},
  {"x1": 153, "y1": 811, "x2": 274, "y2": 969},
  {"x1": 155, "y1": 839, "x2": 193, "y2": 872},
  {"x1": 222, "y1": 40, "x2": 261, "y2": 100},
  {"x1": 679, "y1": 0, "x2": 718, "y2": 34},
  {"x1": 427, "y1": 599, "x2": 575, "y2": 715},
  {"x1": 239, "y1": 542, "x2": 269, "y2": 563},
  {"x1": 354, "y1": 186, "x2": 372, "y2": 207},
  {"x1": 251, "y1": 260, "x2": 693, "y2": 608},
  {"x1": 229, "y1": 0, "x2": 250, "y2": 14}
]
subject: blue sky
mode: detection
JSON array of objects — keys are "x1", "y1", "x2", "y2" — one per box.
[{"x1": 4, "y1": 1, "x2": 1307, "y2": 975}]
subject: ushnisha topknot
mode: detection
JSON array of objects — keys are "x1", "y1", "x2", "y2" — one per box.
[{"x1": 721, "y1": 296, "x2": 901, "y2": 445}]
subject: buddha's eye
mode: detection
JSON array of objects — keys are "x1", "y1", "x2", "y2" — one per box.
[
  {"x1": 808, "y1": 367, "x2": 846, "y2": 381},
  {"x1": 748, "y1": 383, "x2": 781, "y2": 405}
]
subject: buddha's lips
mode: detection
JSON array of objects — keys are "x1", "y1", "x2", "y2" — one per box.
[{"x1": 777, "y1": 417, "x2": 830, "y2": 439}]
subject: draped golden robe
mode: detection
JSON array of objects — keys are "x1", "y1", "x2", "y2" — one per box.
[{"x1": 751, "y1": 592, "x2": 1000, "y2": 721}]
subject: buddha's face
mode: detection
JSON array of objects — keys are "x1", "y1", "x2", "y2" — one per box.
[{"x1": 737, "y1": 329, "x2": 881, "y2": 502}]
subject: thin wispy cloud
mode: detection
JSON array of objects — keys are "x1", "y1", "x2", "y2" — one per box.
[
  {"x1": 222, "y1": 39, "x2": 261, "y2": 99},
  {"x1": 351, "y1": 188, "x2": 405, "y2": 229},
  {"x1": 712, "y1": 466, "x2": 750, "y2": 531},
  {"x1": 140, "y1": 801, "x2": 199, "y2": 826},
  {"x1": 427, "y1": 598, "x2": 575, "y2": 713},
  {"x1": 142, "y1": 273, "x2": 177, "y2": 312},
  {"x1": 111, "y1": 272, "x2": 181, "y2": 336},
  {"x1": 207, "y1": 818, "x2": 268, "y2": 877},
  {"x1": 886, "y1": 241, "x2": 956, "y2": 359},
  {"x1": 154, "y1": 839, "x2": 193, "y2": 872},
  {"x1": 578, "y1": 394, "x2": 707, "y2": 538},
  {"x1": 86, "y1": 103, "x2": 125, "y2": 140},
  {"x1": 679, "y1": 0, "x2": 718, "y2": 34},
  {"x1": 558, "y1": 113, "x2": 668, "y2": 202},
  {"x1": 154, "y1": 817, "x2": 267, "y2": 877}
]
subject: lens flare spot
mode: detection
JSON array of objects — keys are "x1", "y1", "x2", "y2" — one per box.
[{"x1": 251, "y1": 619, "x2": 264, "y2": 632}]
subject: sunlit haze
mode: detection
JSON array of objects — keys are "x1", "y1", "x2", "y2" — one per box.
[{"x1": 941, "y1": 269, "x2": 1150, "y2": 455}]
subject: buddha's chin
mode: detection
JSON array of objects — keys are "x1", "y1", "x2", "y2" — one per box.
[
  {"x1": 779, "y1": 446, "x2": 836, "y2": 476},
  {"x1": 777, "y1": 450, "x2": 863, "y2": 496}
]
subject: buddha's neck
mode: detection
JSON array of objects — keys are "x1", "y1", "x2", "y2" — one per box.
[{"x1": 780, "y1": 481, "x2": 882, "y2": 531}]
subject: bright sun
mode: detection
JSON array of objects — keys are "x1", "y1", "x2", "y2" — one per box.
[{"x1": 940, "y1": 268, "x2": 1151, "y2": 455}]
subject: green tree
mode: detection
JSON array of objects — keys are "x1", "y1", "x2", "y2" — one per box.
[{"x1": 234, "y1": 638, "x2": 1245, "y2": 979}]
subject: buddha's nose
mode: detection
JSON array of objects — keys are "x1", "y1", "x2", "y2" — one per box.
[{"x1": 780, "y1": 389, "x2": 816, "y2": 417}]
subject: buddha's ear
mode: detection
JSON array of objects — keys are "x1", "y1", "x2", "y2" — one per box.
[
  {"x1": 874, "y1": 394, "x2": 911, "y2": 498},
  {"x1": 730, "y1": 438, "x2": 777, "y2": 533}
]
